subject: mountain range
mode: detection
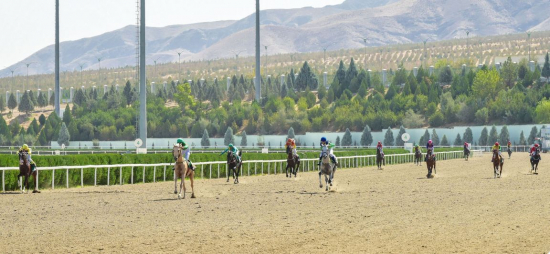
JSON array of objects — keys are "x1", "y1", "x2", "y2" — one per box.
[{"x1": 2, "y1": 0, "x2": 549, "y2": 77}]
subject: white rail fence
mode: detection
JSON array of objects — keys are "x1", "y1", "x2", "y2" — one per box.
[{"x1": 0, "y1": 151, "x2": 474, "y2": 192}]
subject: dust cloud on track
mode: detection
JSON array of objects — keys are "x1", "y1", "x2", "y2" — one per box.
[{"x1": 1, "y1": 153, "x2": 550, "y2": 253}]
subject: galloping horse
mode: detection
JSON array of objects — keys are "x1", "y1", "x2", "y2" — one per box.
[
  {"x1": 464, "y1": 147, "x2": 470, "y2": 161},
  {"x1": 318, "y1": 151, "x2": 335, "y2": 191},
  {"x1": 172, "y1": 145, "x2": 195, "y2": 199},
  {"x1": 530, "y1": 148, "x2": 541, "y2": 174},
  {"x1": 507, "y1": 147, "x2": 512, "y2": 159},
  {"x1": 285, "y1": 147, "x2": 300, "y2": 178},
  {"x1": 226, "y1": 150, "x2": 242, "y2": 184},
  {"x1": 18, "y1": 151, "x2": 40, "y2": 193},
  {"x1": 414, "y1": 147, "x2": 422, "y2": 166},
  {"x1": 426, "y1": 149, "x2": 436, "y2": 178},
  {"x1": 492, "y1": 149, "x2": 503, "y2": 178},
  {"x1": 376, "y1": 148, "x2": 385, "y2": 170}
]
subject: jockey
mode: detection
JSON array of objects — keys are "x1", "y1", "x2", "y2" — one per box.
[
  {"x1": 377, "y1": 141, "x2": 384, "y2": 154},
  {"x1": 318, "y1": 137, "x2": 338, "y2": 166},
  {"x1": 463, "y1": 142, "x2": 469, "y2": 151},
  {"x1": 221, "y1": 143, "x2": 241, "y2": 163},
  {"x1": 414, "y1": 143, "x2": 421, "y2": 153},
  {"x1": 176, "y1": 138, "x2": 194, "y2": 170},
  {"x1": 507, "y1": 140, "x2": 511, "y2": 150},
  {"x1": 18, "y1": 144, "x2": 37, "y2": 172},
  {"x1": 425, "y1": 140, "x2": 435, "y2": 161},
  {"x1": 285, "y1": 138, "x2": 299, "y2": 159},
  {"x1": 491, "y1": 142, "x2": 502, "y2": 162},
  {"x1": 530, "y1": 143, "x2": 541, "y2": 160}
]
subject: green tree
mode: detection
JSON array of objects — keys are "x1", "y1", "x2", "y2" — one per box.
[
  {"x1": 18, "y1": 91, "x2": 34, "y2": 115},
  {"x1": 429, "y1": 111, "x2": 445, "y2": 127},
  {"x1": 535, "y1": 99, "x2": 550, "y2": 123},
  {"x1": 0, "y1": 95, "x2": 5, "y2": 113},
  {"x1": 440, "y1": 135, "x2": 449, "y2": 146},
  {"x1": 395, "y1": 125, "x2": 406, "y2": 146},
  {"x1": 342, "y1": 128, "x2": 353, "y2": 146},
  {"x1": 519, "y1": 131, "x2": 527, "y2": 146},
  {"x1": 360, "y1": 125, "x2": 373, "y2": 147},
  {"x1": 475, "y1": 108, "x2": 489, "y2": 125},
  {"x1": 344, "y1": 58, "x2": 358, "y2": 89},
  {"x1": 224, "y1": 127, "x2": 235, "y2": 146},
  {"x1": 37, "y1": 92, "x2": 47, "y2": 109},
  {"x1": 383, "y1": 127, "x2": 394, "y2": 146},
  {"x1": 39, "y1": 114, "x2": 46, "y2": 126},
  {"x1": 542, "y1": 52, "x2": 550, "y2": 83},
  {"x1": 62, "y1": 104, "x2": 72, "y2": 126},
  {"x1": 499, "y1": 125, "x2": 510, "y2": 143},
  {"x1": 438, "y1": 66, "x2": 453, "y2": 84},
  {"x1": 174, "y1": 82, "x2": 196, "y2": 117},
  {"x1": 57, "y1": 122, "x2": 70, "y2": 146},
  {"x1": 472, "y1": 69, "x2": 502, "y2": 101},
  {"x1": 528, "y1": 126, "x2": 538, "y2": 144},
  {"x1": 335, "y1": 136, "x2": 341, "y2": 146},
  {"x1": 295, "y1": 61, "x2": 319, "y2": 91},
  {"x1": 488, "y1": 125, "x2": 499, "y2": 145},
  {"x1": 201, "y1": 129, "x2": 211, "y2": 148},
  {"x1": 240, "y1": 131, "x2": 248, "y2": 147},
  {"x1": 463, "y1": 127, "x2": 473, "y2": 144},
  {"x1": 287, "y1": 127, "x2": 295, "y2": 139},
  {"x1": 419, "y1": 129, "x2": 430, "y2": 145},
  {"x1": 431, "y1": 129, "x2": 440, "y2": 146},
  {"x1": 454, "y1": 133, "x2": 463, "y2": 146},
  {"x1": 500, "y1": 56, "x2": 518, "y2": 88}
]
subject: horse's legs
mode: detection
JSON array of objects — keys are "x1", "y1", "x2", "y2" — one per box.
[
  {"x1": 174, "y1": 172, "x2": 178, "y2": 194},
  {"x1": 178, "y1": 175, "x2": 184, "y2": 199},
  {"x1": 285, "y1": 164, "x2": 289, "y2": 177},
  {"x1": 181, "y1": 170, "x2": 187, "y2": 199},
  {"x1": 23, "y1": 175, "x2": 29, "y2": 193},
  {"x1": 226, "y1": 165, "x2": 230, "y2": 183},
  {"x1": 325, "y1": 175, "x2": 329, "y2": 191},
  {"x1": 319, "y1": 171, "x2": 323, "y2": 188}
]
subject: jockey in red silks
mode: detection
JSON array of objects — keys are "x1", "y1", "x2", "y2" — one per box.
[{"x1": 425, "y1": 140, "x2": 435, "y2": 161}]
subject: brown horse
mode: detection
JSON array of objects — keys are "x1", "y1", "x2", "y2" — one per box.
[
  {"x1": 414, "y1": 147, "x2": 422, "y2": 166},
  {"x1": 492, "y1": 149, "x2": 503, "y2": 178},
  {"x1": 464, "y1": 147, "x2": 470, "y2": 161},
  {"x1": 173, "y1": 145, "x2": 195, "y2": 199},
  {"x1": 376, "y1": 148, "x2": 385, "y2": 170},
  {"x1": 226, "y1": 150, "x2": 242, "y2": 184},
  {"x1": 18, "y1": 151, "x2": 40, "y2": 193},
  {"x1": 426, "y1": 149, "x2": 436, "y2": 178},
  {"x1": 530, "y1": 148, "x2": 541, "y2": 174},
  {"x1": 285, "y1": 147, "x2": 300, "y2": 178}
]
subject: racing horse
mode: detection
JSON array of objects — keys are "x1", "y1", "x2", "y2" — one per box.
[
  {"x1": 376, "y1": 147, "x2": 385, "y2": 170},
  {"x1": 173, "y1": 145, "x2": 195, "y2": 199},
  {"x1": 18, "y1": 151, "x2": 40, "y2": 193},
  {"x1": 507, "y1": 147, "x2": 512, "y2": 159},
  {"x1": 318, "y1": 150, "x2": 335, "y2": 191},
  {"x1": 464, "y1": 147, "x2": 470, "y2": 161},
  {"x1": 492, "y1": 149, "x2": 503, "y2": 178},
  {"x1": 530, "y1": 147, "x2": 541, "y2": 174},
  {"x1": 414, "y1": 147, "x2": 422, "y2": 166},
  {"x1": 226, "y1": 150, "x2": 242, "y2": 184},
  {"x1": 426, "y1": 149, "x2": 436, "y2": 178},
  {"x1": 285, "y1": 147, "x2": 300, "y2": 178}
]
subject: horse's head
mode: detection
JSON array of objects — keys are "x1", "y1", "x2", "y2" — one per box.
[
  {"x1": 321, "y1": 152, "x2": 330, "y2": 164},
  {"x1": 287, "y1": 151, "x2": 294, "y2": 160},
  {"x1": 19, "y1": 151, "x2": 29, "y2": 168},
  {"x1": 172, "y1": 145, "x2": 182, "y2": 161},
  {"x1": 227, "y1": 151, "x2": 236, "y2": 163}
]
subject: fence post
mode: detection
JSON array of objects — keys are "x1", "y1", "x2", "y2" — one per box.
[
  {"x1": 120, "y1": 167, "x2": 123, "y2": 185},
  {"x1": 107, "y1": 167, "x2": 110, "y2": 186},
  {"x1": 52, "y1": 169, "x2": 55, "y2": 190},
  {"x1": 2, "y1": 170, "x2": 4, "y2": 192},
  {"x1": 80, "y1": 168, "x2": 84, "y2": 187},
  {"x1": 201, "y1": 165, "x2": 204, "y2": 179},
  {"x1": 163, "y1": 165, "x2": 166, "y2": 182},
  {"x1": 94, "y1": 168, "x2": 97, "y2": 186},
  {"x1": 66, "y1": 168, "x2": 69, "y2": 188},
  {"x1": 268, "y1": 162, "x2": 270, "y2": 175},
  {"x1": 143, "y1": 166, "x2": 146, "y2": 183},
  {"x1": 153, "y1": 166, "x2": 156, "y2": 183},
  {"x1": 248, "y1": 163, "x2": 250, "y2": 176},
  {"x1": 131, "y1": 167, "x2": 134, "y2": 184},
  {"x1": 217, "y1": 164, "x2": 220, "y2": 179},
  {"x1": 209, "y1": 164, "x2": 212, "y2": 179}
]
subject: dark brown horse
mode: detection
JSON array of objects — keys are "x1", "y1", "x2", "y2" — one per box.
[
  {"x1": 426, "y1": 149, "x2": 436, "y2": 178},
  {"x1": 285, "y1": 148, "x2": 300, "y2": 178},
  {"x1": 18, "y1": 151, "x2": 40, "y2": 193},
  {"x1": 376, "y1": 148, "x2": 385, "y2": 170},
  {"x1": 507, "y1": 147, "x2": 512, "y2": 159},
  {"x1": 227, "y1": 150, "x2": 242, "y2": 184},
  {"x1": 414, "y1": 147, "x2": 422, "y2": 166},
  {"x1": 530, "y1": 147, "x2": 541, "y2": 174},
  {"x1": 492, "y1": 149, "x2": 503, "y2": 178},
  {"x1": 464, "y1": 147, "x2": 470, "y2": 161}
]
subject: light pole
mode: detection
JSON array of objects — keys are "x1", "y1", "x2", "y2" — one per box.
[
  {"x1": 97, "y1": 57, "x2": 102, "y2": 86},
  {"x1": 79, "y1": 64, "x2": 84, "y2": 87},
  {"x1": 360, "y1": 37, "x2": 368, "y2": 69},
  {"x1": 423, "y1": 39, "x2": 428, "y2": 66},
  {"x1": 176, "y1": 51, "x2": 183, "y2": 82},
  {"x1": 254, "y1": 0, "x2": 261, "y2": 102},
  {"x1": 528, "y1": 32, "x2": 532, "y2": 62},
  {"x1": 466, "y1": 31, "x2": 470, "y2": 57},
  {"x1": 322, "y1": 42, "x2": 335, "y2": 71},
  {"x1": 10, "y1": 67, "x2": 18, "y2": 90},
  {"x1": 231, "y1": 50, "x2": 245, "y2": 74},
  {"x1": 24, "y1": 62, "x2": 33, "y2": 91},
  {"x1": 153, "y1": 57, "x2": 161, "y2": 83},
  {"x1": 263, "y1": 45, "x2": 270, "y2": 76}
]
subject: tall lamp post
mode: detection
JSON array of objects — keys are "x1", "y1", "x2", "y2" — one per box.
[
  {"x1": 254, "y1": 0, "x2": 261, "y2": 102},
  {"x1": 97, "y1": 57, "x2": 102, "y2": 86},
  {"x1": 466, "y1": 31, "x2": 470, "y2": 57},
  {"x1": 322, "y1": 42, "x2": 335, "y2": 71},
  {"x1": 263, "y1": 45, "x2": 270, "y2": 76},
  {"x1": 153, "y1": 57, "x2": 161, "y2": 83},
  {"x1": 79, "y1": 64, "x2": 85, "y2": 87},
  {"x1": 528, "y1": 32, "x2": 532, "y2": 62},
  {"x1": 176, "y1": 51, "x2": 183, "y2": 82},
  {"x1": 25, "y1": 62, "x2": 33, "y2": 91},
  {"x1": 423, "y1": 39, "x2": 428, "y2": 66},
  {"x1": 231, "y1": 50, "x2": 245, "y2": 74},
  {"x1": 10, "y1": 67, "x2": 18, "y2": 90},
  {"x1": 360, "y1": 37, "x2": 368, "y2": 69}
]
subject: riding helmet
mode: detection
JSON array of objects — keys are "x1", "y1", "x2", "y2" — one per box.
[
  {"x1": 177, "y1": 138, "x2": 184, "y2": 144},
  {"x1": 22, "y1": 144, "x2": 29, "y2": 150},
  {"x1": 321, "y1": 137, "x2": 327, "y2": 142},
  {"x1": 495, "y1": 142, "x2": 499, "y2": 146},
  {"x1": 229, "y1": 143, "x2": 234, "y2": 148},
  {"x1": 535, "y1": 143, "x2": 539, "y2": 147},
  {"x1": 428, "y1": 140, "x2": 432, "y2": 144}
]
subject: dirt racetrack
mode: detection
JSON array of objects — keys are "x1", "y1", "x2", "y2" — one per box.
[{"x1": 2, "y1": 153, "x2": 550, "y2": 253}]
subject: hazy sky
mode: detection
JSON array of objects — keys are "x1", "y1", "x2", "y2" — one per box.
[{"x1": 0, "y1": 0, "x2": 344, "y2": 70}]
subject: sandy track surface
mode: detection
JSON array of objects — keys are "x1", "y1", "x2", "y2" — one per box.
[{"x1": 1, "y1": 153, "x2": 550, "y2": 253}]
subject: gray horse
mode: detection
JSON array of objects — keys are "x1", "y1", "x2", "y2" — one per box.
[{"x1": 319, "y1": 152, "x2": 335, "y2": 191}]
